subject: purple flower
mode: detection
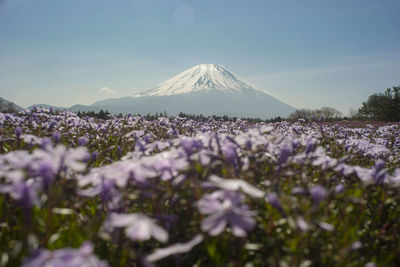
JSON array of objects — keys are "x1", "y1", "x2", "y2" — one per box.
[
  {"x1": 15, "y1": 126, "x2": 23, "y2": 138},
  {"x1": 78, "y1": 178, "x2": 121, "y2": 210},
  {"x1": 305, "y1": 139, "x2": 315, "y2": 154},
  {"x1": 334, "y1": 163, "x2": 354, "y2": 176},
  {"x1": 108, "y1": 213, "x2": 168, "y2": 242},
  {"x1": 146, "y1": 235, "x2": 203, "y2": 263},
  {"x1": 309, "y1": 185, "x2": 327, "y2": 204},
  {"x1": 278, "y1": 144, "x2": 292, "y2": 165},
  {"x1": 37, "y1": 161, "x2": 55, "y2": 188},
  {"x1": 78, "y1": 137, "x2": 89, "y2": 146},
  {"x1": 197, "y1": 190, "x2": 257, "y2": 237},
  {"x1": 22, "y1": 241, "x2": 108, "y2": 267},
  {"x1": 296, "y1": 217, "x2": 310, "y2": 232},
  {"x1": 222, "y1": 144, "x2": 240, "y2": 169},
  {"x1": 150, "y1": 157, "x2": 188, "y2": 181},
  {"x1": 266, "y1": 192, "x2": 282, "y2": 211},
  {"x1": 135, "y1": 140, "x2": 146, "y2": 153},
  {"x1": 244, "y1": 139, "x2": 252, "y2": 149},
  {"x1": 180, "y1": 138, "x2": 203, "y2": 155},
  {"x1": 92, "y1": 151, "x2": 99, "y2": 161},
  {"x1": 0, "y1": 180, "x2": 40, "y2": 209},
  {"x1": 312, "y1": 154, "x2": 338, "y2": 169},
  {"x1": 52, "y1": 131, "x2": 61, "y2": 143},
  {"x1": 388, "y1": 168, "x2": 400, "y2": 186},
  {"x1": 334, "y1": 184, "x2": 345, "y2": 194},
  {"x1": 203, "y1": 175, "x2": 265, "y2": 198},
  {"x1": 40, "y1": 137, "x2": 52, "y2": 149},
  {"x1": 354, "y1": 160, "x2": 387, "y2": 185}
]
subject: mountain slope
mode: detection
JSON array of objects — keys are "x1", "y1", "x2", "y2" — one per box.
[
  {"x1": 0, "y1": 97, "x2": 23, "y2": 112},
  {"x1": 97, "y1": 90, "x2": 293, "y2": 118}
]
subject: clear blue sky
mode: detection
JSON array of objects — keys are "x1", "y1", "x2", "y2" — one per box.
[{"x1": 0, "y1": 0, "x2": 399, "y2": 113}]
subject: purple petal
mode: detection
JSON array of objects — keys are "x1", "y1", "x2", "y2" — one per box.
[{"x1": 201, "y1": 212, "x2": 227, "y2": 236}]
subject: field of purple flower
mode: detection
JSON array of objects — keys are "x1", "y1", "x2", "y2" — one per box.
[{"x1": 1, "y1": 108, "x2": 400, "y2": 266}]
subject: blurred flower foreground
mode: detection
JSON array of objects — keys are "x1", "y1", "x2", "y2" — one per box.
[{"x1": 1, "y1": 108, "x2": 400, "y2": 266}]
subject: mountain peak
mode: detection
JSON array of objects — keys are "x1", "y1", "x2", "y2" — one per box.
[
  {"x1": 192, "y1": 63, "x2": 224, "y2": 70},
  {"x1": 134, "y1": 64, "x2": 264, "y2": 97}
]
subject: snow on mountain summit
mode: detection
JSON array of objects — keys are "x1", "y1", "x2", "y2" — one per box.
[{"x1": 134, "y1": 64, "x2": 265, "y2": 97}]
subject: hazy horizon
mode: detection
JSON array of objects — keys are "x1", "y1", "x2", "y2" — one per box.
[{"x1": 1, "y1": 0, "x2": 400, "y2": 114}]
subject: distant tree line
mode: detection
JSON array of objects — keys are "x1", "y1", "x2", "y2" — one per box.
[
  {"x1": 76, "y1": 110, "x2": 114, "y2": 120},
  {"x1": 288, "y1": 107, "x2": 343, "y2": 121},
  {"x1": 357, "y1": 86, "x2": 400, "y2": 122},
  {"x1": 177, "y1": 112, "x2": 284, "y2": 123}
]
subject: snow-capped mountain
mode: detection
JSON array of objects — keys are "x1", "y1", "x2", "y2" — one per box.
[
  {"x1": 91, "y1": 64, "x2": 296, "y2": 119},
  {"x1": 134, "y1": 64, "x2": 265, "y2": 97}
]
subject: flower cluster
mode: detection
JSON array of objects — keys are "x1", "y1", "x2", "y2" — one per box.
[{"x1": 0, "y1": 108, "x2": 400, "y2": 266}]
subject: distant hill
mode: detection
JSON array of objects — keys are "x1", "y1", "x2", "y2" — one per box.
[{"x1": 0, "y1": 97, "x2": 23, "y2": 112}]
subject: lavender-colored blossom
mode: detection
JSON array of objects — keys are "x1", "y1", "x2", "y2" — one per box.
[
  {"x1": 15, "y1": 126, "x2": 23, "y2": 138},
  {"x1": 22, "y1": 241, "x2": 108, "y2": 267},
  {"x1": 150, "y1": 157, "x2": 188, "y2": 181},
  {"x1": 312, "y1": 154, "x2": 338, "y2": 169},
  {"x1": 354, "y1": 159, "x2": 387, "y2": 185},
  {"x1": 78, "y1": 178, "x2": 121, "y2": 210},
  {"x1": 278, "y1": 144, "x2": 292, "y2": 165},
  {"x1": 334, "y1": 163, "x2": 354, "y2": 176},
  {"x1": 309, "y1": 185, "x2": 328, "y2": 204},
  {"x1": 22, "y1": 134, "x2": 42, "y2": 145},
  {"x1": 108, "y1": 213, "x2": 168, "y2": 242},
  {"x1": 51, "y1": 131, "x2": 61, "y2": 143},
  {"x1": 304, "y1": 138, "x2": 315, "y2": 154},
  {"x1": 135, "y1": 140, "x2": 146, "y2": 153},
  {"x1": 37, "y1": 161, "x2": 55, "y2": 188},
  {"x1": 296, "y1": 217, "x2": 310, "y2": 232},
  {"x1": 387, "y1": 169, "x2": 400, "y2": 186},
  {"x1": 334, "y1": 184, "x2": 345, "y2": 194},
  {"x1": 31, "y1": 144, "x2": 89, "y2": 177},
  {"x1": 0, "y1": 180, "x2": 40, "y2": 209},
  {"x1": 78, "y1": 137, "x2": 89, "y2": 146},
  {"x1": 180, "y1": 138, "x2": 203, "y2": 155},
  {"x1": 197, "y1": 190, "x2": 257, "y2": 237},
  {"x1": 91, "y1": 151, "x2": 99, "y2": 161},
  {"x1": 146, "y1": 235, "x2": 203, "y2": 262},
  {"x1": 40, "y1": 137, "x2": 52, "y2": 149},
  {"x1": 222, "y1": 144, "x2": 240, "y2": 169},
  {"x1": 266, "y1": 192, "x2": 282, "y2": 211},
  {"x1": 203, "y1": 175, "x2": 265, "y2": 198}
]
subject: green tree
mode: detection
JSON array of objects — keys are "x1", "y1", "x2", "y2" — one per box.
[{"x1": 358, "y1": 86, "x2": 400, "y2": 121}]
